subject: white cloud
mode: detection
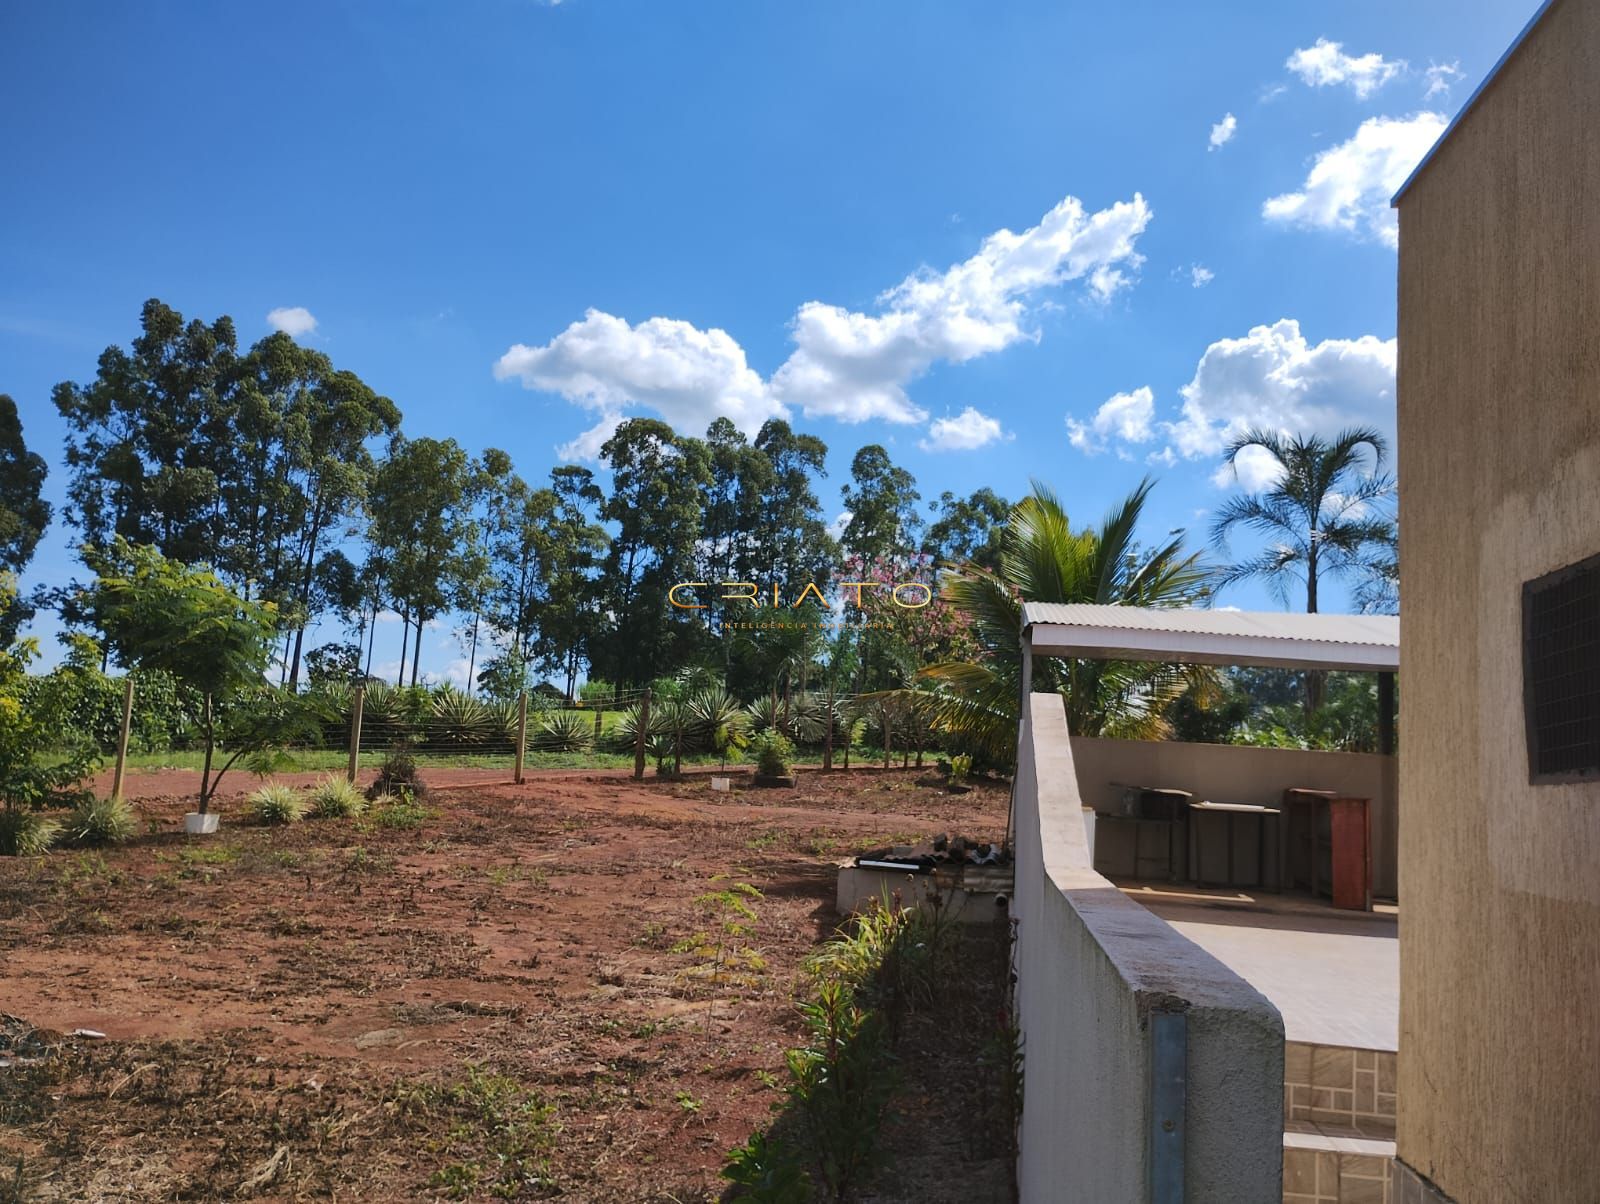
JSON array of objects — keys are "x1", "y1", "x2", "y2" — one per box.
[
  {"x1": 1165, "y1": 318, "x2": 1396, "y2": 461},
  {"x1": 1423, "y1": 61, "x2": 1465, "y2": 100},
  {"x1": 918, "y1": 407, "x2": 1007, "y2": 453},
  {"x1": 771, "y1": 193, "x2": 1152, "y2": 424},
  {"x1": 827, "y1": 510, "x2": 852, "y2": 539},
  {"x1": 1209, "y1": 113, "x2": 1237, "y2": 150},
  {"x1": 1211, "y1": 443, "x2": 1287, "y2": 491},
  {"x1": 495, "y1": 309, "x2": 785, "y2": 459},
  {"x1": 1067, "y1": 386, "x2": 1156, "y2": 457},
  {"x1": 1263, "y1": 111, "x2": 1446, "y2": 247},
  {"x1": 1190, "y1": 265, "x2": 1215, "y2": 288},
  {"x1": 266, "y1": 306, "x2": 317, "y2": 337},
  {"x1": 1286, "y1": 38, "x2": 1407, "y2": 98},
  {"x1": 498, "y1": 193, "x2": 1154, "y2": 453}
]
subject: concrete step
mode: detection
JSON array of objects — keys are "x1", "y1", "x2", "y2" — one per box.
[
  {"x1": 1284, "y1": 1122, "x2": 1395, "y2": 1204},
  {"x1": 1285, "y1": 1040, "x2": 1396, "y2": 1138}
]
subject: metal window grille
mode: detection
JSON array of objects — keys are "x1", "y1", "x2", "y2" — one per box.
[{"x1": 1523, "y1": 552, "x2": 1600, "y2": 783}]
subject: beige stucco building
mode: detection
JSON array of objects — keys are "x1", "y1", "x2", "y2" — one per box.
[{"x1": 1393, "y1": 0, "x2": 1600, "y2": 1198}]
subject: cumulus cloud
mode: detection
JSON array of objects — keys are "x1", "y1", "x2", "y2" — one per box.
[
  {"x1": 771, "y1": 193, "x2": 1152, "y2": 424},
  {"x1": 1209, "y1": 114, "x2": 1237, "y2": 151},
  {"x1": 1165, "y1": 318, "x2": 1396, "y2": 460},
  {"x1": 1286, "y1": 38, "x2": 1407, "y2": 98},
  {"x1": 1263, "y1": 111, "x2": 1446, "y2": 247},
  {"x1": 495, "y1": 310, "x2": 785, "y2": 459},
  {"x1": 1190, "y1": 265, "x2": 1215, "y2": 288},
  {"x1": 266, "y1": 306, "x2": 317, "y2": 337},
  {"x1": 918, "y1": 407, "x2": 1007, "y2": 453},
  {"x1": 496, "y1": 193, "x2": 1154, "y2": 456},
  {"x1": 1067, "y1": 386, "x2": 1156, "y2": 457},
  {"x1": 1067, "y1": 321, "x2": 1397, "y2": 472},
  {"x1": 1423, "y1": 61, "x2": 1465, "y2": 100}
]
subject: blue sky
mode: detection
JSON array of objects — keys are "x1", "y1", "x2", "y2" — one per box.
[{"x1": 1, "y1": 0, "x2": 1536, "y2": 683}]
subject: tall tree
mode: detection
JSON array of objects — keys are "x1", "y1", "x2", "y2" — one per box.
[
  {"x1": 53, "y1": 299, "x2": 242, "y2": 566},
  {"x1": 533, "y1": 465, "x2": 607, "y2": 697},
  {"x1": 593, "y1": 419, "x2": 712, "y2": 686},
  {"x1": 0, "y1": 396, "x2": 51, "y2": 644},
  {"x1": 922, "y1": 487, "x2": 1009, "y2": 573},
  {"x1": 750, "y1": 419, "x2": 833, "y2": 585},
  {"x1": 366, "y1": 436, "x2": 481, "y2": 687},
  {"x1": 840, "y1": 444, "x2": 921, "y2": 569},
  {"x1": 1210, "y1": 427, "x2": 1395, "y2": 614}
]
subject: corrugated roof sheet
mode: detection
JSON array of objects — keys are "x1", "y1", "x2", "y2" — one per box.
[{"x1": 1022, "y1": 604, "x2": 1398, "y2": 650}]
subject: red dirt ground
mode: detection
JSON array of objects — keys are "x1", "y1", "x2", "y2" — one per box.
[{"x1": 0, "y1": 768, "x2": 1013, "y2": 1202}]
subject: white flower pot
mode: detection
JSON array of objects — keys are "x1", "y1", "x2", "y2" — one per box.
[{"x1": 184, "y1": 812, "x2": 220, "y2": 835}]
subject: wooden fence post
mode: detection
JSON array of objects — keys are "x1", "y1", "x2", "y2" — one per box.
[
  {"x1": 633, "y1": 689, "x2": 652, "y2": 781},
  {"x1": 514, "y1": 691, "x2": 529, "y2": 784},
  {"x1": 822, "y1": 687, "x2": 834, "y2": 771},
  {"x1": 110, "y1": 676, "x2": 135, "y2": 801},
  {"x1": 882, "y1": 702, "x2": 892, "y2": 770},
  {"x1": 346, "y1": 684, "x2": 365, "y2": 784},
  {"x1": 592, "y1": 702, "x2": 604, "y2": 747}
]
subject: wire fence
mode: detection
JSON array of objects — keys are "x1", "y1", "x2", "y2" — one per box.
[{"x1": 103, "y1": 679, "x2": 947, "y2": 794}]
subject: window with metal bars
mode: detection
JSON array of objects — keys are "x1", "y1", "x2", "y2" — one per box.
[{"x1": 1523, "y1": 552, "x2": 1600, "y2": 783}]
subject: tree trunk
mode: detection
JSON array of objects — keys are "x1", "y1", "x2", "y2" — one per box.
[
  {"x1": 288, "y1": 624, "x2": 308, "y2": 691},
  {"x1": 198, "y1": 693, "x2": 215, "y2": 814},
  {"x1": 410, "y1": 614, "x2": 425, "y2": 687},
  {"x1": 466, "y1": 612, "x2": 481, "y2": 696},
  {"x1": 396, "y1": 613, "x2": 410, "y2": 687}
]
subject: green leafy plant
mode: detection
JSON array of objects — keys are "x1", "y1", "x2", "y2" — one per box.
[
  {"x1": 370, "y1": 743, "x2": 425, "y2": 801},
  {"x1": 721, "y1": 1129, "x2": 811, "y2": 1203},
  {"x1": 749, "y1": 730, "x2": 794, "y2": 778},
  {"x1": 249, "y1": 784, "x2": 305, "y2": 826},
  {"x1": 61, "y1": 796, "x2": 136, "y2": 847},
  {"x1": 673, "y1": 877, "x2": 767, "y2": 1005},
  {"x1": 367, "y1": 793, "x2": 431, "y2": 830},
  {"x1": 306, "y1": 775, "x2": 367, "y2": 819},
  {"x1": 948, "y1": 753, "x2": 973, "y2": 786}
]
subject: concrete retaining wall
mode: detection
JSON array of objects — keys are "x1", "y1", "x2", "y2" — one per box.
[{"x1": 1013, "y1": 693, "x2": 1284, "y2": 1202}]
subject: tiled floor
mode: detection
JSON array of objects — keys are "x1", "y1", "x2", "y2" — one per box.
[{"x1": 1118, "y1": 882, "x2": 1399, "y2": 1051}]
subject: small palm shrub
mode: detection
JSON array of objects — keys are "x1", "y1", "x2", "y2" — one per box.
[
  {"x1": 0, "y1": 809, "x2": 60, "y2": 857},
  {"x1": 534, "y1": 710, "x2": 593, "y2": 753},
  {"x1": 750, "y1": 731, "x2": 794, "y2": 778},
  {"x1": 307, "y1": 775, "x2": 367, "y2": 819},
  {"x1": 369, "y1": 744, "x2": 427, "y2": 801},
  {"x1": 62, "y1": 796, "x2": 137, "y2": 846},
  {"x1": 250, "y1": 784, "x2": 305, "y2": 826},
  {"x1": 429, "y1": 688, "x2": 497, "y2": 751}
]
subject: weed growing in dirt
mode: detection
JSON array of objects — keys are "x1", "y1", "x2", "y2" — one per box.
[
  {"x1": 385, "y1": 1064, "x2": 557, "y2": 1200},
  {"x1": 364, "y1": 793, "x2": 432, "y2": 831},
  {"x1": 672, "y1": 877, "x2": 767, "y2": 1000}
]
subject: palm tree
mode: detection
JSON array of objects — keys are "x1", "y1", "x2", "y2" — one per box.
[
  {"x1": 907, "y1": 478, "x2": 1212, "y2": 766},
  {"x1": 1210, "y1": 427, "x2": 1395, "y2": 614}
]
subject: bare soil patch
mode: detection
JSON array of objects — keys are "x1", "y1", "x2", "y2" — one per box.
[{"x1": 0, "y1": 768, "x2": 1010, "y2": 1202}]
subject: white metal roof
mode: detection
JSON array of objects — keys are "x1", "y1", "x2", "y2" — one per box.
[{"x1": 1022, "y1": 603, "x2": 1399, "y2": 672}]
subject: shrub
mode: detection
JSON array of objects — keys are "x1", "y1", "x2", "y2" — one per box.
[
  {"x1": 307, "y1": 775, "x2": 367, "y2": 819},
  {"x1": 62, "y1": 796, "x2": 136, "y2": 846},
  {"x1": 750, "y1": 731, "x2": 794, "y2": 778},
  {"x1": 250, "y1": 784, "x2": 305, "y2": 826},
  {"x1": 0, "y1": 809, "x2": 59, "y2": 857},
  {"x1": 369, "y1": 744, "x2": 427, "y2": 801}
]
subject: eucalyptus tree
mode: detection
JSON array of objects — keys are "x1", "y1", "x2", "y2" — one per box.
[
  {"x1": 534, "y1": 465, "x2": 607, "y2": 697},
  {"x1": 923, "y1": 487, "x2": 1010, "y2": 572},
  {"x1": 751, "y1": 419, "x2": 833, "y2": 585},
  {"x1": 593, "y1": 419, "x2": 713, "y2": 686},
  {"x1": 366, "y1": 436, "x2": 482, "y2": 687},
  {"x1": 1210, "y1": 426, "x2": 1395, "y2": 614},
  {"x1": 0, "y1": 396, "x2": 50, "y2": 644},
  {"x1": 53, "y1": 299, "x2": 242, "y2": 567},
  {"x1": 840, "y1": 444, "x2": 921, "y2": 570}
]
